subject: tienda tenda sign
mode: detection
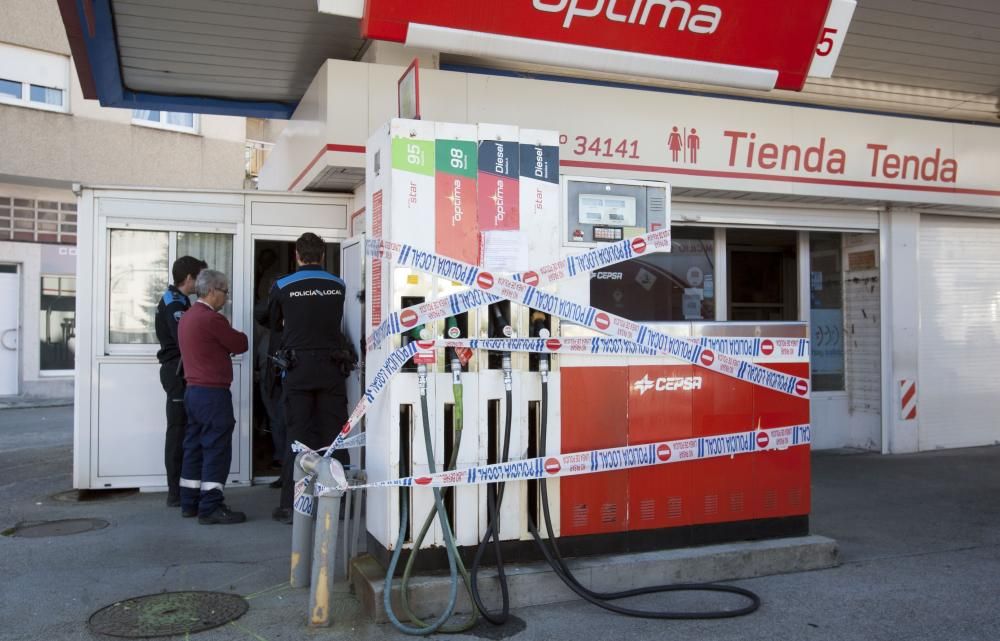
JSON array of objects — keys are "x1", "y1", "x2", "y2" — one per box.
[{"x1": 362, "y1": 0, "x2": 855, "y2": 91}]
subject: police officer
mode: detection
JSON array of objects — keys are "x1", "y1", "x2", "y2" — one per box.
[
  {"x1": 155, "y1": 255, "x2": 207, "y2": 507},
  {"x1": 265, "y1": 233, "x2": 352, "y2": 523}
]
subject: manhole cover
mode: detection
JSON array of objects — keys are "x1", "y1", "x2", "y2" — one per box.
[
  {"x1": 3, "y1": 518, "x2": 109, "y2": 538},
  {"x1": 51, "y1": 488, "x2": 138, "y2": 503},
  {"x1": 88, "y1": 591, "x2": 248, "y2": 638}
]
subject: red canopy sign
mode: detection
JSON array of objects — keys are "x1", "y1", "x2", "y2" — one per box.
[{"x1": 362, "y1": 0, "x2": 834, "y2": 91}]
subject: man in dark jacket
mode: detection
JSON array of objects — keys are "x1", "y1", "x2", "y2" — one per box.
[
  {"x1": 263, "y1": 233, "x2": 352, "y2": 523},
  {"x1": 154, "y1": 256, "x2": 206, "y2": 507},
  {"x1": 178, "y1": 269, "x2": 249, "y2": 524}
]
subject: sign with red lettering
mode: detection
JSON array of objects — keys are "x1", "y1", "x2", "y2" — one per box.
[{"x1": 363, "y1": 0, "x2": 837, "y2": 91}]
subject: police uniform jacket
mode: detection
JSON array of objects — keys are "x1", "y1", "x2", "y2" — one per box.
[
  {"x1": 155, "y1": 284, "x2": 191, "y2": 364},
  {"x1": 265, "y1": 264, "x2": 347, "y2": 385}
]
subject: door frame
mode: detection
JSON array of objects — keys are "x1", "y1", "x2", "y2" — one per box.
[
  {"x1": 246, "y1": 231, "x2": 351, "y2": 480},
  {"x1": 0, "y1": 265, "x2": 21, "y2": 396}
]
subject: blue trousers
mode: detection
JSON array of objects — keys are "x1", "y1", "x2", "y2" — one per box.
[{"x1": 180, "y1": 386, "x2": 235, "y2": 516}]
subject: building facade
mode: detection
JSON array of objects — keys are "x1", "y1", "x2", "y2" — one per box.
[
  {"x1": 259, "y1": 54, "x2": 1000, "y2": 456},
  {"x1": 0, "y1": 0, "x2": 247, "y2": 398}
]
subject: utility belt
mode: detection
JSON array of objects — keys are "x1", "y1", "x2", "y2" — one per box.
[{"x1": 271, "y1": 347, "x2": 357, "y2": 376}]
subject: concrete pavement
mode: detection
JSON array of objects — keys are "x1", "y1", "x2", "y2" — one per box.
[
  {"x1": 1, "y1": 405, "x2": 998, "y2": 640},
  {"x1": 0, "y1": 395, "x2": 73, "y2": 410}
]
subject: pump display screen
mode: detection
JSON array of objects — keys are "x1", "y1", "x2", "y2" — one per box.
[{"x1": 577, "y1": 194, "x2": 637, "y2": 227}]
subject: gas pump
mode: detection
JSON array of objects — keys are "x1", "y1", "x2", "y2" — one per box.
[
  {"x1": 356, "y1": 118, "x2": 808, "y2": 631},
  {"x1": 363, "y1": 120, "x2": 564, "y2": 569}
]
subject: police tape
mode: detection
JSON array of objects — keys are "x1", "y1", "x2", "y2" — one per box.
[
  {"x1": 293, "y1": 457, "x2": 354, "y2": 505},
  {"x1": 377, "y1": 244, "x2": 809, "y2": 399},
  {"x1": 366, "y1": 288, "x2": 503, "y2": 353},
  {"x1": 365, "y1": 227, "x2": 671, "y2": 288},
  {"x1": 336, "y1": 423, "x2": 811, "y2": 492},
  {"x1": 324, "y1": 341, "x2": 419, "y2": 456},
  {"x1": 364, "y1": 228, "x2": 672, "y2": 352},
  {"x1": 293, "y1": 473, "x2": 315, "y2": 517},
  {"x1": 292, "y1": 431, "x2": 366, "y2": 456},
  {"x1": 412, "y1": 336, "x2": 809, "y2": 363},
  {"x1": 327, "y1": 334, "x2": 810, "y2": 458}
]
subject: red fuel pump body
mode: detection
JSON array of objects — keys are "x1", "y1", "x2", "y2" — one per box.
[{"x1": 559, "y1": 347, "x2": 809, "y2": 547}]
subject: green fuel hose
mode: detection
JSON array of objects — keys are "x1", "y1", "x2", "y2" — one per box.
[
  {"x1": 398, "y1": 359, "x2": 478, "y2": 633},
  {"x1": 383, "y1": 363, "x2": 466, "y2": 636}
]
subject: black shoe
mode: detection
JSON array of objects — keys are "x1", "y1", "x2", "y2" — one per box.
[
  {"x1": 271, "y1": 507, "x2": 293, "y2": 524},
  {"x1": 198, "y1": 504, "x2": 247, "y2": 525},
  {"x1": 166, "y1": 494, "x2": 181, "y2": 508},
  {"x1": 268, "y1": 478, "x2": 283, "y2": 489},
  {"x1": 181, "y1": 507, "x2": 197, "y2": 518}
]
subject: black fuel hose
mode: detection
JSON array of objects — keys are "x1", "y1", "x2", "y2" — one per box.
[
  {"x1": 469, "y1": 385, "x2": 514, "y2": 624},
  {"x1": 528, "y1": 357, "x2": 762, "y2": 619},
  {"x1": 470, "y1": 306, "x2": 515, "y2": 625}
]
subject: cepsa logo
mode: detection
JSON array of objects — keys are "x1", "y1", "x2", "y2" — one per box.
[
  {"x1": 533, "y1": 0, "x2": 722, "y2": 33},
  {"x1": 633, "y1": 374, "x2": 703, "y2": 396}
]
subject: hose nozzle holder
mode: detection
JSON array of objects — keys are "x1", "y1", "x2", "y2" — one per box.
[{"x1": 417, "y1": 363, "x2": 428, "y2": 395}]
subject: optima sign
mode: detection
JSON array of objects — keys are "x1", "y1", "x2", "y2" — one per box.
[{"x1": 362, "y1": 0, "x2": 853, "y2": 91}]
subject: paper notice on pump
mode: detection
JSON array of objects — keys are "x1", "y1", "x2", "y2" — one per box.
[
  {"x1": 480, "y1": 230, "x2": 527, "y2": 272},
  {"x1": 391, "y1": 119, "x2": 436, "y2": 253},
  {"x1": 520, "y1": 129, "x2": 561, "y2": 269},
  {"x1": 435, "y1": 122, "x2": 479, "y2": 265},
  {"x1": 478, "y1": 124, "x2": 520, "y2": 232}
]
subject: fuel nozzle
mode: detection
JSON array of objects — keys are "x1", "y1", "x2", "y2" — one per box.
[
  {"x1": 531, "y1": 310, "x2": 551, "y2": 381},
  {"x1": 417, "y1": 362, "x2": 428, "y2": 395},
  {"x1": 530, "y1": 311, "x2": 548, "y2": 338},
  {"x1": 502, "y1": 353, "x2": 513, "y2": 391},
  {"x1": 450, "y1": 354, "x2": 462, "y2": 385},
  {"x1": 403, "y1": 323, "x2": 424, "y2": 346},
  {"x1": 492, "y1": 304, "x2": 512, "y2": 338},
  {"x1": 445, "y1": 315, "x2": 459, "y2": 363}
]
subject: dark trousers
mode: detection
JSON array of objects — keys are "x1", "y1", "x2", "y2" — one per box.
[
  {"x1": 260, "y1": 378, "x2": 286, "y2": 464},
  {"x1": 159, "y1": 360, "x2": 186, "y2": 498},
  {"x1": 181, "y1": 386, "x2": 236, "y2": 516},
  {"x1": 279, "y1": 377, "x2": 349, "y2": 510}
]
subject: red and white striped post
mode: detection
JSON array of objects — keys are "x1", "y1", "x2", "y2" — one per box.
[{"x1": 899, "y1": 380, "x2": 917, "y2": 421}]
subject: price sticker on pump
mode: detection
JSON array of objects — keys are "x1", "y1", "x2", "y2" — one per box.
[{"x1": 412, "y1": 340, "x2": 437, "y2": 365}]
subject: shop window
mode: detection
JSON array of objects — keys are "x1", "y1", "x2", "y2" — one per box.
[
  {"x1": 39, "y1": 276, "x2": 76, "y2": 372},
  {"x1": 810, "y1": 232, "x2": 845, "y2": 391},
  {"x1": 727, "y1": 229, "x2": 798, "y2": 321},
  {"x1": 177, "y1": 232, "x2": 234, "y2": 321},
  {"x1": 109, "y1": 230, "x2": 169, "y2": 345},
  {"x1": 107, "y1": 229, "x2": 235, "y2": 348},
  {"x1": 590, "y1": 226, "x2": 715, "y2": 321},
  {"x1": 132, "y1": 109, "x2": 199, "y2": 134},
  {"x1": 0, "y1": 44, "x2": 69, "y2": 113}
]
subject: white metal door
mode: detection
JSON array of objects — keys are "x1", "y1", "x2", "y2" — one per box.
[
  {"x1": 340, "y1": 237, "x2": 364, "y2": 468},
  {"x1": 918, "y1": 215, "x2": 1000, "y2": 450},
  {"x1": 0, "y1": 271, "x2": 19, "y2": 395}
]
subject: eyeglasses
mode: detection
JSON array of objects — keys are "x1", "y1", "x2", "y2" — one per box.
[{"x1": 216, "y1": 288, "x2": 229, "y2": 295}]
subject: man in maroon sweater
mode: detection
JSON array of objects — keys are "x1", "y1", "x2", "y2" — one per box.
[{"x1": 178, "y1": 269, "x2": 249, "y2": 524}]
